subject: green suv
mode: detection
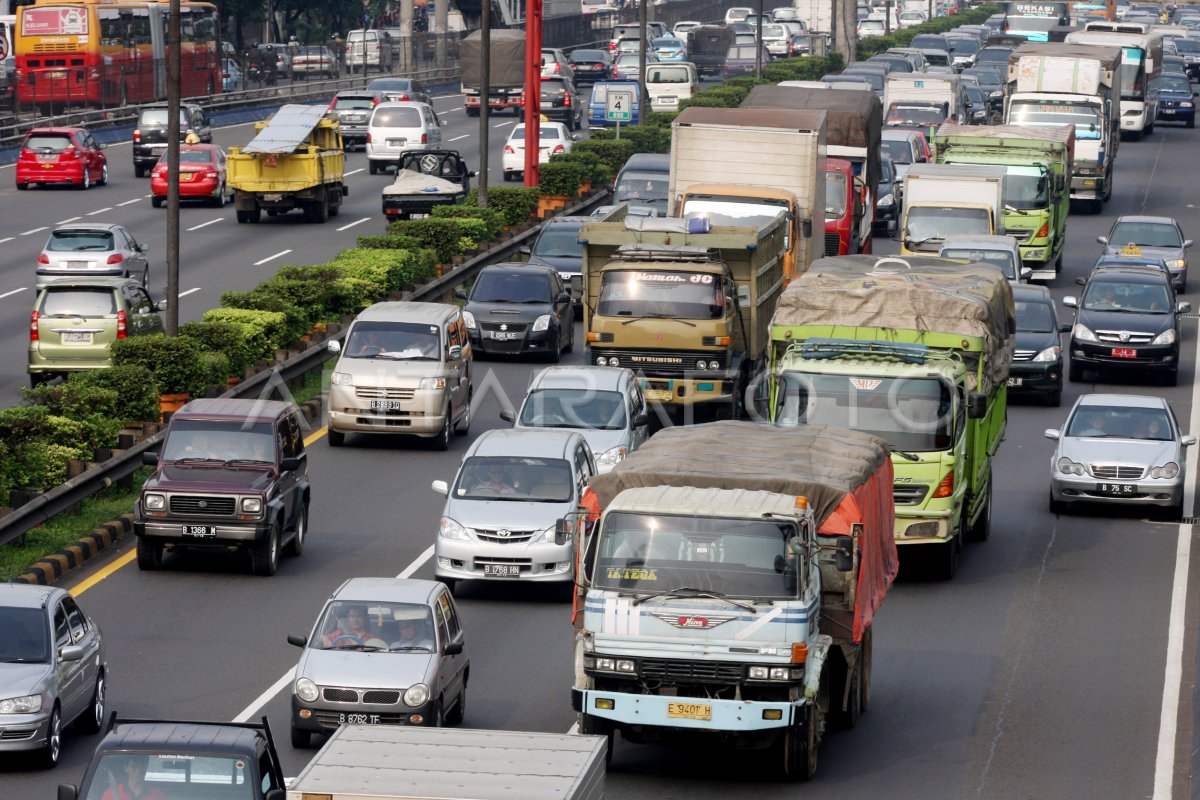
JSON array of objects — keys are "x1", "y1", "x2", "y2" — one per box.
[{"x1": 28, "y1": 277, "x2": 164, "y2": 387}]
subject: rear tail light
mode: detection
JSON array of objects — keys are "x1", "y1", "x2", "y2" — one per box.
[
  {"x1": 563, "y1": 93, "x2": 571, "y2": 106},
  {"x1": 204, "y1": 171, "x2": 218, "y2": 179},
  {"x1": 554, "y1": 63, "x2": 562, "y2": 73},
  {"x1": 37, "y1": 254, "x2": 49, "y2": 264},
  {"x1": 133, "y1": 129, "x2": 141, "y2": 142},
  {"x1": 552, "y1": 144, "x2": 565, "y2": 154},
  {"x1": 116, "y1": 310, "x2": 127, "y2": 339},
  {"x1": 30, "y1": 310, "x2": 39, "y2": 342},
  {"x1": 504, "y1": 145, "x2": 515, "y2": 154},
  {"x1": 107, "y1": 254, "x2": 125, "y2": 265},
  {"x1": 420, "y1": 133, "x2": 427, "y2": 144},
  {"x1": 60, "y1": 147, "x2": 76, "y2": 160},
  {"x1": 366, "y1": 133, "x2": 372, "y2": 143},
  {"x1": 397, "y1": 93, "x2": 410, "y2": 101}
]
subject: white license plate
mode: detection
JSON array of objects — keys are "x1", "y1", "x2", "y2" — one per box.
[
  {"x1": 1006, "y1": 377, "x2": 1023, "y2": 387},
  {"x1": 1096, "y1": 483, "x2": 1136, "y2": 496},
  {"x1": 387, "y1": 138, "x2": 407, "y2": 147},
  {"x1": 262, "y1": 193, "x2": 283, "y2": 202},
  {"x1": 338, "y1": 713, "x2": 382, "y2": 724},
  {"x1": 62, "y1": 332, "x2": 93, "y2": 344},
  {"x1": 660, "y1": 96, "x2": 678, "y2": 104},
  {"x1": 149, "y1": 143, "x2": 167, "y2": 150},
  {"x1": 487, "y1": 331, "x2": 521, "y2": 340},
  {"x1": 1163, "y1": 109, "x2": 1176, "y2": 114},
  {"x1": 370, "y1": 399, "x2": 401, "y2": 411},
  {"x1": 181, "y1": 524, "x2": 217, "y2": 537},
  {"x1": 483, "y1": 564, "x2": 520, "y2": 576}
]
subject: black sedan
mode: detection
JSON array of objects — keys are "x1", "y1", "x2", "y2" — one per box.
[
  {"x1": 568, "y1": 48, "x2": 613, "y2": 85},
  {"x1": 538, "y1": 76, "x2": 583, "y2": 130},
  {"x1": 1063, "y1": 266, "x2": 1190, "y2": 386},
  {"x1": 1010, "y1": 284, "x2": 1070, "y2": 406},
  {"x1": 459, "y1": 264, "x2": 575, "y2": 361}
]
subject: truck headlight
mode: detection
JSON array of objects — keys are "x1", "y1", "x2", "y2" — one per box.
[
  {"x1": 532, "y1": 314, "x2": 552, "y2": 332},
  {"x1": 419, "y1": 377, "x2": 446, "y2": 390},
  {"x1": 0, "y1": 694, "x2": 42, "y2": 714},
  {"x1": 462, "y1": 310, "x2": 476, "y2": 330},
  {"x1": 241, "y1": 497, "x2": 262, "y2": 514},
  {"x1": 1150, "y1": 462, "x2": 1180, "y2": 479},
  {"x1": 439, "y1": 517, "x2": 470, "y2": 540},
  {"x1": 1032, "y1": 346, "x2": 1060, "y2": 362},
  {"x1": 1072, "y1": 324, "x2": 1098, "y2": 343},
  {"x1": 331, "y1": 371, "x2": 354, "y2": 386},
  {"x1": 404, "y1": 683, "x2": 431, "y2": 707},
  {"x1": 1057, "y1": 457, "x2": 1086, "y2": 476},
  {"x1": 597, "y1": 446, "x2": 628, "y2": 467},
  {"x1": 749, "y1": 666, "x2": 769, "y2": 679},
  {"x1": 294, "y1": 678, "x2": 319, "y2": 703},
  {"x1": 143, "y1": 493, "x2": 165, "y2": 511},
  {"x1": 1152, "y1": 329, "x2": 1177, "y2": 345},
  {"x1": 616, "y1": 659, "x2": 636, "y2": 673}
]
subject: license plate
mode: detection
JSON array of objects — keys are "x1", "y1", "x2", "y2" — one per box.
[
  {"x1": 487, "y1": 330, "x2": 521, "y2": 340},
  {"x1": 1096, "y1": 483, "x2": 1136, "y2": 496},
  {"x1": 38, "y1": 154, "x2": 57, "y2": 162},
  {"x1": 370, "y1": 399, "x2": 401, "y2": 411},
  {"x1": 62, "y1": 331, "x2": 93, "y2": 344},
  {"x1": 667, "y1": 702, "x2": 712, "y2": 721},
  {"x1": 47, "y1": 70, "x2": 67, "y2": 79},
  {"x1": 338, "y1": 713, "x2": 381, "y2": 724},
  {"x1": 1006, "y1": 377, "x2": 1023, "y2": 387},
  {"x1": 262, "y1": 193, "x2": 283, "y2": 202},
  {"x1": 644, "y1": 389, "x2": 673, "y2": 402},
  {"x1": 1111, "y1": 348, "x2": 1138, "y2": 359},
  {"x1": 387, "y1": 138, "x2": 406, "y2": 147},
  {"x1": 483, "y1": 564, "x2": 520, "y2": 576},
  {"x1": 181, "y1": 172, "x2": 196, "y2": 181},
  {"x1": 181, "y1": 524, "x2": 217, "y2": 537},
  {"x1": 1163, "y1": 109, "x2": 1176, "y2": 114},
  {"x1": 660, "y1": 96, "x2": 678, "y2": 104}
]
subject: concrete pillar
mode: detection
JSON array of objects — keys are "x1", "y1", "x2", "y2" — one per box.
[
  {"x1": 399, "y1": 0, "x2": 413, "y2": 71},
  {"x1": 435, "y1": 0, "x2": 449, "y2": 68}
]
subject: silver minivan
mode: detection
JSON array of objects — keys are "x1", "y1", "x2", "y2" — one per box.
[
  {"x1": 431, "y1": 429, "x2": 595, "y2": 593},
  {"x1": 326, "y1": 301, "x2": 472, "y2": 449},
  {"x1": 501, "y1": 366, "x2": 650, "y2": 473},
  {"x1": 367, "y1": 101, "x2": 443, "y2": 174}
]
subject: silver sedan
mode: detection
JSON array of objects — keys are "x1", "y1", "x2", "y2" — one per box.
[
  {"x1": 1046, "y1": 393, "x2": 1196, "y2": 519},
  {"x1": 0, "y1": 584, "x2": 107, "y2": 768},
  {"x1": 37, "y1": 223, "x2": 150, "y2": 289}
]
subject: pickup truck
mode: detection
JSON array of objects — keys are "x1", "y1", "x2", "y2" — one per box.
[{"x1": 382, "y1": 150, "x2": 475, "y2": 221}]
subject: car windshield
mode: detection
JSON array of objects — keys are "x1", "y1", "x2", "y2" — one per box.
[
  {"x1": 880, "y1": 139, "x2": 913, "y2": 164},
  {"x1": 941, "y1": 248, "x2": 1017, "y2": 280},
  {"x1": 597, "y1": 269, "x2": 722, "y2": 319},
  {"x1": 160, "y1": 419, "x2": 276, "y2": 463},
  {"x1": 776, "y1": 373, "x2": 955, "y2": 451},
  {"x1": 312, "y1": 601, "x2": 435, "y2": 652},
  {"x1": 1005, "y1": 168, "x2": 1049, "y2": 210},
  {"x1": 825, "y1": 171, "x2": 848, "y2": 218},
  {"x1": 591, "y1": 511, "x2": 798, "y2": 599},
  {"x1": 453, "y1": 456, "x2": 574, "y2": 501},
  {"x1": 886, "y1": 103, "x2": 945, "y2": 125},
  {"x1": 368, "y1": 79, "x2": 413, "y2": 91},
  {"x1": 1174, "y1": 38, "x2": 1200, "y2": 54},
  {"x1": 1015, "y1": 299, "x2": 1056, "y2": 332},
  {"x1": 512, "y1": 126, "x2": 562, "y2": 140},
  {"x1": 372, "y1": 107, "x2": 422, "y2": 127},
  {"x1": 844, "y1": 70, "x2": 884, "y2": 90},
  {"x1": 39, "y1": 288, "x2": 117, "y2": 317},
  {"x1": 906, "y1": 207, "x2": 992, "y2": 248},
  {"x1": 0, "y1": 606, "x2": 49, "y2": 663},
  {"x1": 140, "y1": 108, "x2": 190, "y2": 127},
  {"x1": 949, "y1": 38, "x2": 980, "y2": 54},
  {"x1": 1110, "y1": 221, "x2": 1183, "y2": 248},
  {"x1": 472, "y1": 271, "x2": 552, "y2": 303},
  {"x1": 23, "y1": 134, "x2": 72, "y2": 152},
  {"x1": 520, "y1": 388, "x2": 628, "y2": 430},
  {"x1": 1007, "y1": 99, "x2": 1103, "y2": 139},
  {"x1": 335, "y1": 97, "x2": 376, "y2": 110},
  {"x1": 344, "y1": 320, "x2": 442, "y2": 360},
  {"x1": 1153, "y1": 74, "x2": 1192, "y2": 93},
  {"x1": 1067, "y1": 406, "x2": 1173, "y2": 440},
  {"x1": 81, "y1": 753, "x2": 257, "y2": 797},
  {"x1": 615, "y1": 171, "x2": 669, "y2": 204},
  {"x1": 533, "y1": 226, "x2": 583, "y2": 259},
  {"x1": 48, "y1": 230, "x2": 114, "y2": 251},
  {"x1": 1082, "y1": 280, "x2": 1172, "y2": 313}
]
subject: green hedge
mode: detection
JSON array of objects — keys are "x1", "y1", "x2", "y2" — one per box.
[
  {"x1": 69, "y1": 366, "x2": 161, "y2": 425},
  {"x1": 110, "y1": 334, "x2": 208, "y2": 397},
  {"x1": 201, "y1": 307, "x2": 289, "y2": 360},
  {"x1": 180, "y1": 320, "x2": 257, "y2": 378},
  {"x1": 462, "y1": 186, "x2": 541, "y2": 226}
]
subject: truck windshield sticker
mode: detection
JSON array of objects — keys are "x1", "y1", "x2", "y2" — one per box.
[
  {"x1": 607, "y1": 566, "x2": 658, "y2": 581},
  {"x1": 630, "y1": 272, "x2": 713, "y2": 284},
  {"x1": 850, "y1": 378, "x2": 883, "y2": 391}
]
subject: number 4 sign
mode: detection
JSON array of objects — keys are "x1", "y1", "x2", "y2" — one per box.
[{"x1": 605, "y1": 88, "x2": 634, "y2": 123}]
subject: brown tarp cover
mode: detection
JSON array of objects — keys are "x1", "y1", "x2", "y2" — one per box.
[
  {"x1": 674, "y1": 105, "x2": 828, "y2": 134},
  {"x1": 460, "y1": 29, "x2": 525, "y2": 88},
  {"x1": 772, "y1": 255, "x2": 1016, "y2": 391},
  {"x1": 589, "y1": 421, "x2": 897, "y2": 643}
]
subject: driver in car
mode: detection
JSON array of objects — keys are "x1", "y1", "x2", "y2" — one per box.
[
  {"x1": 321, "y1": 605, "x2": 382, "y2": 648},
  {"x1": 472, "y1": 465, "x2": 517, "y2": 495}
]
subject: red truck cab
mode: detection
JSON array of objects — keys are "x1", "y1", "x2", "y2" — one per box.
[{"x1": 824, "y1": 158, "x2": 872, "y2": 256}]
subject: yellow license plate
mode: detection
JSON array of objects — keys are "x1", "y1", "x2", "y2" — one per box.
[
  {"x1": 667, "y1": 702, "x2": 711, "y2": 721},
  {"x1": 644, "y1": 389, "x2": 672, "y2": 402},
  {"x1": 181, "y1": 173, "x2": 196, "y2": 181}
]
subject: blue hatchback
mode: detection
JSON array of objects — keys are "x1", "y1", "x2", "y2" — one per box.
[
  {"x1": 588, "y1": 80, "x2": 641, "y2": 128},
  {"x1": 1152, "y1": 72, "x2": 1196, "y2": 127}
]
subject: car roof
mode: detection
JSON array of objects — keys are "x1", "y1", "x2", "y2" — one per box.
[
  {"x1": 541, "y1": 216, "x2": 589, "y2": 230},
  {"x1": 621, "y1": 153, "x2": 670, "y2": 172},
  {"x1": 356, "y1": 301, "x2": 458, "y2": 324},
  {"x1": 96, "y1": 720, "x2": 266, "y2": 754},
  {"x1": 1076, "y1": 393, "x2": 1167, "y2": 410},
  {"x1": 38, "y1": 277, "x2": 140, "y2": 291},
  {"x1": 0, "y1": 583, "x2": 60, "y2": 608},
  {"x1": 373, "y1": 100, "x2": 429, "y2": 109},
  {"x1": 479, "y1": 262, "x2": 558, "y2": 277},
  {"x1": 1111, "y1": 215, "x2": 1178, "y2": 226},
  {"x1": 528, "y1": 365, "x2": 634, "y2": 392},
  {"x1": 1086, "y1": 266, "x2": 1170, "y2": 284},
  {"x1": 331, "y1": 577, "x2": 442, "y2": 604},
  {"x1": 881, "y1": 128, "x2": 919, "y2": 140},
  {"x1": 51, "y1": 223, "x2": 124, "y2": 233},
  {"x1": 173, "y1": 398, "x2": 293, "y2": 422},
  {"x1": 26, "y1": 127, "x2": 84, "y2": 135},
  {"x1": 468, "y1": 428, "x2": 586, "y2": 458},
  {"x1": 1012, "y1": 283, "x2": 1053, "y2": 302}
]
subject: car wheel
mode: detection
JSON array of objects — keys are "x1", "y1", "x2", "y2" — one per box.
[
  {"x1": 1049, "y1": 490, "x2": 1068, "y2": 515},
  {"x1": 547, "y1": 330, "x2": 562, "y2": 363},
  {"x1": 152, "y1": 196, "x2": 164, "y2": 208},
  {"x1": 328, "y1": 429, "x2": 345, "y2": 447},
  {"x1": 211, "y1": 183, "x2": 225, "y2": 208},
  {"x1": 98, "y1": 164, "x2": 108, "y2": 186},
  {"x1": 1046, "y1": 387, "x2": 1062, "y2": 407},
  {"x1": 454, "y1": 392, "x2": 471, "y2": 436},
  {"x1": 440, "y1": 577, "x2": 457, "y2": 594},
  {"x1": 432, "y1": 699, "x2": 446, "y2": 727},
  {"x1": 369, "y1": 162, "x2": 381, "y2": 175},
  {"x1": 1188, "y1": 117, "x2": 1195, "y2": 129},
  {"x1": 446, "y1": 678, "x2": 467, "y2": 725},
  {"x1": 135, "y1": 164, "x2": 146, "y2": 178},
  {"x1": 136, "y1": 536, "x2": 163, "y2": 570},
  {"x1": 38, "y1": 706, "x2": 61, "y2": 769},
  {"x1": 433, "y1": 407, "x2": 452, "y2": 451},
  {"x1": 79, "y1": 168, "x2": 90, "y2": 191},
  {"x1": 291, "y1": 725, "x2": 312, "y2": 748},
  {"x1": 16, "y1": 182, "x2": 28, "y2": 190},
  {"x1": 284, "y1": 501, "x2": 308, "y2": 557},
  {"x1": 30, "y1": 374, "x2": 48, "y2": 389},
  {"x1": 1068, "y1": 360, "x2": 1084, "y2": 382},
  {"x1": 251, "y1": 521, "x2": 281, "y2": 576},
  {"x1": 78, "y1": 672, "x2": 106, "y2": 734},
  {"x1": 1163, "y1": 368, "x2": 1179, "y2": 387}
]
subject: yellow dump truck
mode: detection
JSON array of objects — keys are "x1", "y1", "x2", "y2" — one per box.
[{"x1": 227, "y1": 104, "x2": 347, "y2": 224}]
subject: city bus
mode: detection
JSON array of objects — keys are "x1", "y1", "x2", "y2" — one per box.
[
  {"x1": 1066, "y1": 27, "x2": 1164, "y2": 137},
  {"x1": 15, "y1": 0, "x2": 220, "y2": 113},
  {"x1": 1002, "y1": 2, "x2": 1071, "y2": 41}
]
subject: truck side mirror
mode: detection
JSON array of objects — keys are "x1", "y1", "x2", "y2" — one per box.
[
  {"x1": 58, "y1": 786, "x2": 78, "y2": 800},
  {"x1": 835, "y1": 535, "x2": 854, "y2": 572},
  {"x1": 967, "y1": 391, "x2": 988, "y2": 419},
  {"x1": 447, "y1": 345, "x2": 463, "y2": 360},
  {"x1": 801, "y1": 217, "x2": 813, "y2": 238}
]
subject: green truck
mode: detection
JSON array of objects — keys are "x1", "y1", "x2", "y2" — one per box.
[
  {"x1": 766, "y1": 255, "x2": 1016, "y2": 579},
  {"x1": 933, "y1": 122, "x2": 1075, "y2": 280}
]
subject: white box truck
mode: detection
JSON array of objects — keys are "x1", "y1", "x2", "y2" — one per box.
[
  {"x1": 899, "y1": 164, "x2": 1007, "y2": 255},
  {"x1": 285, "y1": 725, "x2": 606, "y2": 800},
  {"x1": 883, "y1": 73, "x2": 968, "y2": 128}
]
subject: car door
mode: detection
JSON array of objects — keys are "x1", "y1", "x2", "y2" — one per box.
[
  {"x1": 445, "y1": 314, "x2": 469, "y2": 420},
  {"x1": 74, "y1": 132, "x2": 95, "y2": 179},
  {"x1": 120, "y1": 227, "x2": 149, "y2": 281},
  {"x1": 628, "y1": 379, "x2": 650, "y2": 449},
  {"x1": 425, "y1": 105, "x2": 442, "y2": 144},
  {"x1": 62, "y1": 596, "x2": 100, "y2": 724},
  {"x1": 434, "y1": 591, "x2": 467, "y2": 708},
  {"x1": 126, "y1": 284, "x2": 160, "y2": 334},
  {"x1": 278, "y1": 412, "x2": 305, "y2": 530},
  {"x1": 51, "y1": 600, "x2": 87, "y2": 720}
]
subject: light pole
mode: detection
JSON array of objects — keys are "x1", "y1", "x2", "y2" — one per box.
[{"x1": 166, "y1": 0, "x2": 180, "y2": 335}]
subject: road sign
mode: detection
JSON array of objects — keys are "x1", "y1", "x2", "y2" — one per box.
[
  {"x1": 0, "y1": 35, "x2": 8, "y2": 61},
  {"x1": 605, "y1": 88, "x2": 634, "y2": 123}
]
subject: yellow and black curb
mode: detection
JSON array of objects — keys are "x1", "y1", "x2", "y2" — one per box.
[{"x1": 18, "y1": 513, "x2": 135, "y2": 586}]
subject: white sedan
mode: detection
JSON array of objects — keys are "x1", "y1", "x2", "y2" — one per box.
[{"x1": 502, "y1": 122, "x2": 575, "y2": 181}]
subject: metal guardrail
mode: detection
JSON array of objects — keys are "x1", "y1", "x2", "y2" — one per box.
[{"x1": 0, "y1": 189, "x2": 612, "y2": 551}]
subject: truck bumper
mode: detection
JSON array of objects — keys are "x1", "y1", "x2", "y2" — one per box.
[
  {"x1": 573, "y1": 688, "x2": 800, "y2": 731},
  {"x1": 893, "y1": 508, "x2": 954, "y2": 545},
  {"x1": 638, "y1": 375, "x2": 737, "y2": 408},
  {"x1": 1071, "y1": 174, "x2": 1104, "y2": 201}
]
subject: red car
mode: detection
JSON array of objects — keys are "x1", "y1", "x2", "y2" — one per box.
[
  {"x1": 16, "y1": 127, "x2": 108, "y2": 190},
  {"x1": 149, "y1": 144, "x2": 232, "y2": 208}
]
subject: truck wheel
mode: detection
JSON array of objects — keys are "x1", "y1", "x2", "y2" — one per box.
[
  {"x1": 290, "y1": 725, "x2": 311, "y2": 748},
  {"x1": 935, "y1": 526, "x2": 962, "y2": 581},
  {"x1": 782, "y1": 703, "x2": 818, "y2": 781},
  {"x1": 828, "y1": 656, "x2": 861, "y2": 730},
  {"x1": 136, "y1": 537, "x2": 163, "y2": 570},
  {"x1": 311, "y1": 195, "x2": 329, "y2": 223},
  {"x1": 967, "y1": 475, "x2": 991, "y2": 542},
  {"x1": 251, "y1": 522, "x2": 280, "y2": 576}
]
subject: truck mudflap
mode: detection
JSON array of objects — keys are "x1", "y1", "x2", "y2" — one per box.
[
  {"x1": 577, "y1": 689, "x2": 803, "y2": 731},
  {"x1": 894, "y1": 507, "x2": 954, "y2": 544}
]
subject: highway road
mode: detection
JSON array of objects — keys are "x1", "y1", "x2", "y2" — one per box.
[{"x1": 3, "y1": 113, "x2": 1200, "y2": 800}]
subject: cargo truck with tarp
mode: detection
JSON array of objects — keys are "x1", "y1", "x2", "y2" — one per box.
[
  {"x1": 570, "y1": 421, "x2": 897, "y2": 781},
  {"x1": 1005, "y1": 44, "x2": 1122, "y2": 213},
  {"x1": 768, "y1": 255, "x2": 1016, "y2": 579},
  {"x1": 462, "y1": 28, "x2": 525, "y2": 115}
]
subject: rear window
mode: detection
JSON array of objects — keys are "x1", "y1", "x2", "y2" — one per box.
[
  {"x1": 513, "y1": 126, "x2": 562, "y2": 140},
  {"x1": 48, "y1": 230, "x2": 114, "y2": 251},
  {"x1": 368, "y1": 79, "x2": 412, "y2": 92},
  {"x1": 728, "y1": 45, "x2": 759, "y2": 58},
  {"x1": 647, "y1": 66, "x2": 690, "y2": 83},
  {"x1": 335, "y1": 97, "x2": 376, "y2": 110},
  {"x1": 139, "y1": 108, "x2": 189, "y2": 127},
  {"x1": 571, "y1": 49, "x2": 607, "y2": 61},
  {"x1": 24, "y1": 134, "x2": 72, "y2": 152},
  {"x1": 348, "y1": 31, "x2": 378, "y2": 41},
  {"x1": 39, "y1": 288, "x2": 118, "y2": 317},
  {"x1": 372, "y1": 107, "x2": 422, "y2": 127},
  {"x1": 163, "y1": 149, "x2": 213, "y2": 164}
]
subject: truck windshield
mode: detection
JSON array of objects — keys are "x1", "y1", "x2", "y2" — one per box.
[
  {"x1": 82, "y1": 754, "x2": 254, "y2": 798},
  {"x1": 1007, "y1": 100, "x2": 1103, "y2": 139},
  {"x1": 615, "y1": 171, "x2": 669, "y2": 215},
  {"x1": 592, "y1": 511, "x2": 797, "y2": 599},
  {"x1": 776, "y1": 373, "x2": 956, "y2": 451},
  {"x1": 597, "y1": 270, "x2": 723, "y2": 319},
  {"x1": 885, "y1": 103, "x2": 946, "y2": 126},
  {"x1": 680, "y1": 198, "x2": 788, "y2": 227},
  {"x1": 825, "y1": 171, "x2": 848, "y2": 218},
  {"x1": 1004, "y1": 167, "x2": 1049, "y2": 210},
  {"x1": 905, "y1": 206, "x2": 991, "y2": 250}
]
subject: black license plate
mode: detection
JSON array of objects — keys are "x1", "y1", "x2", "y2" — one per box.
[
  {"x1": 483, "y1": 564, "x2": 520, "y2": 577},
  {"x1": 1096, "y1": 483, "x2": 1137, "y2": 496},
  {"x1": 370, "y1": 399, "x2": 401, "y2": 411},
  {"x1": 338, "y1": 713, "x2": 381, "y2": 724},
  {"x1": 182, "y1": 525, "x2": 217, "y2": 537}
]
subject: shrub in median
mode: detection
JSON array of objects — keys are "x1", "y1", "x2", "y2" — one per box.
[
  {"x1": 431, "y1": 205, "x2": 505, "y2": 239},
  {"x1": 569, "y1": 139, "x2": 637, "y2": 179},
  {"x1": 386, "y1": 218, "x2": 471, "y2": 264},
  {"x1": 180, "y1": 320, "x2": 256, "y2": 378},
  {"x1": 69, "y1": 366, "x2": 161, "y2": 425},
  {"x1": 538, "y1": 159, "x2": 589, "y2": 197},
  {"x1": 201, "y1": 308, "x2": 288, "y2": 361},
  {"x1": 21, "y1": 381, "x2": 122, "y2": 453},
  {"x1": 111, "y1": 334, "x2": 208, "y2": 397},
  {"x1": 462, "y1": 186, "x2": 540, "y2": 226},
  {"x1": 0, "y1": 406, "x2": 56, "y2": 496}
]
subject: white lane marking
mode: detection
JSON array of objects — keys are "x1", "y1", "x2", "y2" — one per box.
[
  {"x1": 187, "y1": 218, "x2": 222, "y2": 231},
  {"x1": 178, "y1": 287, "x2": 202, "y2": 298},
  {"x1": 57, "y1": 216, "x2": 82, "y2": 224},
  {"x1": 231, "y1": 543, "x2": 435, "y2": 723},
  {"x1": 1152, "y1": 315, "x2": 1199, "y2": 800},
  {"x1": 0, "y1": 237, "x2": 13, "y2": 245},
  {"x1": 345, "y1": 168, "x2": 364, "y2": 177},
  {"x1": 118, "y1": 198, "x2": 143, "y2": 207},
  {"x1": 86, "y1": 207, "x2": 112, "y2": 216},
  {"x1": 144, "y1": 194, "x2": 152, "y2": 199},
  {"x1": 20, "y1": 227, "x2": 48, "y2": 236},
  {"x1": 448, "y1": 134, "x2": 470, "y2": 142},
  {"x1": 336, "y1": 217, "x2": 371, "y2": 232},
  {"x1": 434, "y1": 93, "x2": 465, "y2": 104},
  {"x1": 567, "y1": 721, "x2": 580, "y2": 735},
  {"x1": 494, "y1": 120, "x2": 517, "y2": 128},
  {"x1": 253, "y1": 249, "x2": 291, "y2": 266},
  {"x1": 0, "y1": 288, "x2": 27, "y2": 300}
]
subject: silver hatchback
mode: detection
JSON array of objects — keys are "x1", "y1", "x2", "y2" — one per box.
[
  {"x1": 0, "y1": 584, "x2": 107, "y2": 768},
  {"x1": 37, "y1": 223, "x2": 149, "y2": 289}
]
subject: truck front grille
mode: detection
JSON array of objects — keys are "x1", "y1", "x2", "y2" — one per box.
[
  {"x1": 589, "y1": 350, "x2": 726, "y2": 377},
  {"x1": 824, "y1": 232, "x2": 841, "y2": 256},
  {"x1": 168, "y1": 495, "x2": 236, "y2": 515},
  {"x1": 640, "y1": 658, "x2": 743, "y2": 684},
  {"x1": 893, "y1": 484, "x2": 928, "y2": 505}
]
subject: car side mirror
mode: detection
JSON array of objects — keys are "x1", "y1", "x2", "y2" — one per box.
[
  {"x1": 1063, "y1": 296, "x2": 1077, "y2": 308},
  {"x1": 519, "y1": 245, "x2": 532, "y2": 255},
  {"x1": 443, "y1": 641, "x2": 464, "y2": 656},
  {"x1": 448, "y1": 344, "x2": 463, "y2": 360},
  {"x1": 632, "y1": 413, "x2": 649, "y2": 427},
  {"x1": 287, "y1": 634, "x2": 307, "y2": 648},
  {"x1": 432, "y1": 479, "x2": 449, "y2": 495},
  {"x1": 326, "y1": 339, "x2": 342, "y2": 354},
  {"x1": 59, "y1": 645, "x2": 84, "y2": 662},
  {"x1": 58, "y1": 786, "x2": 79, "y2": 800},
  {"x1": 1044, "y1": 428, "x2": 1060, "y2": 440},
  {"x1": 1020, "y1": 267, "x2": 1032, "y2": 281},
  {"x1": 155, "y1": 299, "x2": 168, "y2": 312},
  {"x1": 138, "y1": 244, "x2": 150, "y2": 252},
  {"x1": 557, "y1": 291, "x2": 571, "y2": 304},
  {"x1": 280, "y1": 455, "x2": 303, "y2": 472},
  {"x1": 967, "y1": 391, "x2": 987, "y2": 419},
  {"x1": 1184, "y1": 239, "x2": 1194, "y2": 249},
  {"x1": 1097, "y1": 235, "x2": 1108, "y2": 245},
  {"x1": 142, "y1": 451, "x2": 160, "y2": 466},
  {"x1": 468, "y1": 170, "x2": 477, "y2": 178},
  {"x1": 500, "y1": 409, "x2": 516, "y2": 423},
  {"x1": 1183, "y1": 435, "x2": 1198, "y2": 447},
  {"x1": 555, "y1": 517, "x2": 572, "y2": 546},
  {"x1": 455, "y1": 288, "x2": 468, "y2": 300},
  {"x1": 1059, "y1": 322, "x2": 1071, "y2": 333},
  {"x1": 1177, "y1": 301, "x2": 1192, "y2": 314}
]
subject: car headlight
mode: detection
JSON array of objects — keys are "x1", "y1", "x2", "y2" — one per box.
[
  {"x1": 532, "y1": 314, "x2": 552, "y2": 332},
  {"x1": 537, "y1": 525, "x2": 561, "y2": 544},
  {"x1": 877, "y1": 193, "x2": 894, "y2": 207},
  {"x1": 462, "y1": 310, "x2": 476, "y2": 330},
  {"x1": 439, "y1": 517, "x2": 470, "y2": 540},
  {"x1": 1182, "y1": 102, "x2": 1195, "y2": 108},
  {"x1": 294, "y1": 678, "x2": 319, "y2": 703},
  {"x1": 1150, "y1": 462, "x2": 1180, "y2": 479},
  {"x1": 990, "y1": 90, "x2": 1003, "y2": 98},
  {"x1": 419, "y1": 377, "x2": 446, "y2": 390},
  {"x1": 143, "y1": 493, "x2": 165, "y2": 511},
  {"x1": 1153, "y1": 329, "x2": 1177, "y2": 345},
  {"x1": 1166, "y1": 259, "x2": 1186, "y2": 269},
  {"x1": 1073, "y1": 324, "x2": 1098, "y2": 343},
  {"x1": 0, "y1": 694, "x2": 42, "y2": 714},
  {"x1": 331, "y1": 371, "x2": 353, "y2": 387},
  {"x1": 1032, "y1": 346, "x2": 1060, "y2": 362},
  {"x1": 597, "y1": 446, "x2": 628, "y2": 467},
  {"x1": 404, "y1": 683, "x2": 430, "y2": 707},
  {"x1": 241, "y1": 497, "x2": 262, "y2": 514},
  {"x1": 1057, "y1": 457, "x2": 1086, "y2": 476}
]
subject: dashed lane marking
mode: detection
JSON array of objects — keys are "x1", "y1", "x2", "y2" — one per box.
[{"x1": 253, "y1": 249, "x2": 291, "y2": 266}]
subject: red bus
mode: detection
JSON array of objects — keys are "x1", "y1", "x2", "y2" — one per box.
[{"x1": 15, "y1": 0, "x2": 221, "y2": 113}]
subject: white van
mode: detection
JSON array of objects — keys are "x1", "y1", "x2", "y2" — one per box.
[
  {"x1": 645, "y1": 62, "x2": 699, "y2": 112},
  {"x1": 366, "y1": 101, "x2": 443, "y2": 174},
  {"x1": 346, "y1": 29, "x2": 394, "y2": 72}
]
